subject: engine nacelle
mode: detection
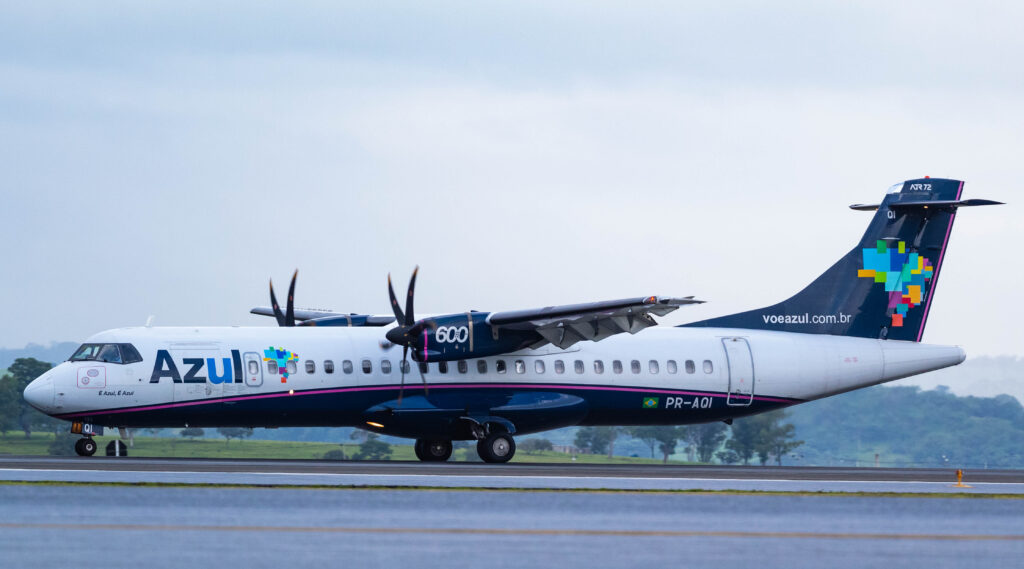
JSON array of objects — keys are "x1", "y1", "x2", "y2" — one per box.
[{"x1": 408, "y1": 312, "x2": 538, "y2": 362}]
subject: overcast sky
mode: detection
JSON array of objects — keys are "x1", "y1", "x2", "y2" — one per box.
[{"x1": 1, "y1": 2, "x2": 1019, "y2": 358}]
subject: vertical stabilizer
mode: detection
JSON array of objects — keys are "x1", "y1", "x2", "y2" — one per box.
[{"x1": 684, "y1": 178, "x2": 1001, "y2": 341}]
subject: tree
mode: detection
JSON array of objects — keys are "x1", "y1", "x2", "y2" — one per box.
[
  {"x1": 630, "y1": 426, "x2": 683, "y2": 463},
  {"x1": 216, "y1": 427, "x2": 253, "y2": 445},
  {"x1": 628, "y1": 426, "x2": 660, "y2": 458},
  {"x1": 180, "y1": 427, "x2": 205, "y2": 440},
  {"x1": 574, "y1": 427, "x2": 615, "y2": 454},
  {"x1": 352, "y1": 433, "x2": 392, "y2": 460},
  {"x1": 520, "y1": 438, "x2": 553, "y2": 454},
  {"x1": 755, "y1": 410, "x2": 804, "y2": 466},
  {"x1": 687, "y1": 422, "x2": 729, "y2": 463},
  {"x1": 725, "y1": 416, "x2": 761, "y2": 465},
  {"x1": 3, "y1": 358, "x2": 57, "y2": 438},
  {"x1": 0, "y1": 374, "x2": 20, "y2": 437},
  {"x1": 726, "y1": 411, "x2": 803, "y2": 466}
]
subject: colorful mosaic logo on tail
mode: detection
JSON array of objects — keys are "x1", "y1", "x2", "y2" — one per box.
[
  {"x1": 263, "y1": 347, "x2": 299, "y2": 382},
  {"x1": 857, "y1": 240, "x2": 933, "y2": 327}
]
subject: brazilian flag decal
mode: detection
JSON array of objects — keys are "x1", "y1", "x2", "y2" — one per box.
[{"x1": 642, "y1": 397, "x2": 659, "y2": 409}]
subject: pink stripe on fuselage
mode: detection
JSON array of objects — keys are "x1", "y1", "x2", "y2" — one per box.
[{"x1": 55, "y1": 382, "x2": 798, "y2": 419}]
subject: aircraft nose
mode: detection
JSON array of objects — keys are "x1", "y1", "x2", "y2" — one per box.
[{"x1": 23, "y1": 373, "x2": 55, "y2": 413}]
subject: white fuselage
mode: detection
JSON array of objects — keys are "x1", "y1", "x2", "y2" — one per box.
[{"x1": 25, "y1": 325, "x2": 965, "y2": 432}]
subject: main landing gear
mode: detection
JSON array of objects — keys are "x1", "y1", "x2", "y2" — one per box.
[
  {"x1": 477, "y1": 432, "x2": 516, "y2": 463},
  {"x1": 74, "y1": 438, "x2": 97, "y2": 457},
  {"x1": 414, "y1": 439, "x2": 453, "y2": 462}
]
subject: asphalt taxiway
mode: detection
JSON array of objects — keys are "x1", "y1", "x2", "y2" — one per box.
[
  {"x1": 2, "y1": 484, "x2": 1022, "y2": 569},
  {"x1": 2, "y1": 456, "x2": 1023, "y2": 493}
]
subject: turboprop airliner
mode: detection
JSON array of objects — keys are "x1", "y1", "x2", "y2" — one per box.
[{"x1": 23, "y1": 178, "x2": 1001, "y2": 462}]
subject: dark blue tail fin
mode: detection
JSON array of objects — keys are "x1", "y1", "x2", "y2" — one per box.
[{"x1": 684, "y1": 178, "x2": 1001, "y2": 341}]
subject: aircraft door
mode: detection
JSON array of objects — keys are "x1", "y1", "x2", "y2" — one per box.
[
  {"x1": 723, "y1": 337, "x2": 754, "y2": 406},
  {"x1": 243, "y1": 352, "x2": 263, "y2": 387}
]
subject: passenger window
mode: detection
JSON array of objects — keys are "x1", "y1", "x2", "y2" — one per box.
[
  {"x1": 685, "y1": 360, "x2": 695, "y2": 374},
  {"x1": 477, "y1": 360, "x2": 487, "y2": 374},
  {"x1": 554, "y1": 360, "x2": 565, "y2": 374},
  {"x1": 703, "y1": 360, "x2": 714, "y2": 374},
  {"x1": 594, "y1": 360, "x2": 604, "y2": 374},
  {"x1": 419, "y1": 362, "x2": 428, "y2": 374},
  {"x1": 98, "y1": 344, "x2": 122, "y2": 364},
  {"x1": 248, "y1": 361, "x2": 259, "y2": 375},
  {"x1": 535, "y1": 360, "x2": 546, "y2": 374},
  {"x1": 630, "y1": 360, "x2": 641, "y2": 374},
  {"x1": 458, "y1": 360, "x2": 468, "y2": 374},
  {"x1": 342, "y1": 360, "x2": 354, "y2": 374},
  {"x1": 401, "y1": 360, "x2": 411, "y2": 374},
  {"x1": 613, "y1": 360, "x2": 623, "y2": 374},
  {"x1": 361, "y1": 359, "x2": 372, "y2": 374},
  {"x1": 574, "y1": 360, "x2": 584, "y2": 374},
  {"x1": 267, "y1": 361, "x2": 278, "y2": 374},
  {"x1": 324, "y1": 360, "x2": 335, "y2": 374},
  {"x1": 667, "y1": 360, "x2": 677, "y2": 374},
  {"x1": 439, "y1": 361, "x2": 448, "y2": 374},
  {"x1": 515, "y1": 360, "x2": 525, "y2": 374},
  {"x1": 496, "y1": 360, "x2": 507, "y2": 374},
  {"x1": 381, "y1": 359, "x2": 392, "y2": 374},
  {"x1": 120, "y1": 344, "x2": 143, "y2": 364},
  {"x1": 649, "y1": 360, "x2": 659, "y2": 374},
  {"x1": 286, "y1": 360, "x2": 297, "y2": 375},
  {"x1": 305, "y1": 360, "x2": 315, "y2": 374}
]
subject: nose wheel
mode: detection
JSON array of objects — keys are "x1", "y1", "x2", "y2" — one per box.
[
  {"x1": 476, "y1": 432, "x2": 516, "y2": 463},
  {"x1": 414, "y1": 439, "x2": 453, "y2": 462},
  {"x1": 74, "y1": 438, "x2": 97, "y2": 457}
]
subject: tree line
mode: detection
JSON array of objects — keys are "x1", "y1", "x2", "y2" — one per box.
[{"x1": 572, "y1": 410, "x2": 803, "y2": 465}]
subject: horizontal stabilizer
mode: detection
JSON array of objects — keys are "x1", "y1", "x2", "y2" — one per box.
[{"x1": 850, "y1": 198, "x2": 1004, "y2": 211}]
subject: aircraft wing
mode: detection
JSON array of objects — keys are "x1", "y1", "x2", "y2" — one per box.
[
  {"x1": 488, "y1": 296, "x2": 704, "y2": 350},
  {"x1": 250, "y1": 307, "x2": 395, "y2": 327}
]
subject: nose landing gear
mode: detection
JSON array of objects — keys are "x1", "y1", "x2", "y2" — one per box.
[{"x1": 74, "y1": 438, "x2": 97, "y2": 457}]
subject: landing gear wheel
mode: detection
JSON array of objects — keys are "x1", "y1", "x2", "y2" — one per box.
[
  {"x1": 75, "y1": 438, "x2": 97, "y2": 457},
  {"x1": 414, "y1": 439, "x2": 453, "y2": 462},
  {"x1": 477, "y1": 432, "x2": 515, "y2": 463}
]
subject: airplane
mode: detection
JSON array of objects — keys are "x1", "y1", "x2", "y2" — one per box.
[{"x1": 23, "y1": 178, "x2": 1001, "y2": 462}]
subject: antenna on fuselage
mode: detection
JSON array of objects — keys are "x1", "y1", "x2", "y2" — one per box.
[{"x1": 145, "y1": 315, "x2": 155, "y2": 327}]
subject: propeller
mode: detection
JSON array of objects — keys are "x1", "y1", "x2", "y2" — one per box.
[
  {"x1": 269, "y1": 270, "x2": 298, "y2": 327},
  {"x1": 385, "y1": 267, "x2": 430, "y2": 404}
]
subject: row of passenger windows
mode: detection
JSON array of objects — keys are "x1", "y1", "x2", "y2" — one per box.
[{"x1": 266, "y1": 358, "x2": 715, "y2": 376}]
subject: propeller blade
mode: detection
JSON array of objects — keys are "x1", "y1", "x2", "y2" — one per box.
[
  {"x1": 417, "y1": 353, "x2": 430, "y2": 396},
  {"x1": 285, "y1": 270, "x2": 297, "y2": 327},
  {"x1": 387, "y1": 273, "x2": 406, "y2": 324},
  {"x1": 397, "y1": 345, "x2": 408, "y2": 406},
  {"x1": 404, "y1": 266, "x2": 418, "y2": 326},
  {"x1": 269, "y1": 280, "x2": 286, "y2": 327}
]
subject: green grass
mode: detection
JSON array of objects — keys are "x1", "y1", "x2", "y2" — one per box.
[{"x1": 0, "y1": 433, "x2": 684, "y2": 464}]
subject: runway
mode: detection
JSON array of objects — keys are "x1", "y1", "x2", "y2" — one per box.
[
  {"x1": 2, "y1": 456, "x2": 1023, "y2": 493},
  {"x1": 1, "y1": 484, "x2": 1022, "y2": 569}
]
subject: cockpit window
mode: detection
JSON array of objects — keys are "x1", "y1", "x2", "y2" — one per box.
[
  {"x1": 120, "y1": 344, "x2": 143, "y2": 364},
  {"x1": 70, "y1": 343, "x2": 142, "y2": 364},
  {"x1": 97, "y1": 344, "x2": 122, "y2": 364},
  {"x1": 70, "y1": 344, "x2": 103, "y2": 361}
]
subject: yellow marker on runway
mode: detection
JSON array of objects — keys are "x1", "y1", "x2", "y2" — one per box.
[{"x1": 953, "y1": 469, "x2": 972, "y2": 488}]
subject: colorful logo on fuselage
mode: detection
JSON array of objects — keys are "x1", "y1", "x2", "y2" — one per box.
[
  {"x1": 858, "y1": 240, "x2": 934, "y2": 328},
  {"x1": 642, "y1": 397, "x2": 659, "y2": 409},
  {"x1": 263, "y1": 347, "x2": 299, "y2": 383}
]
